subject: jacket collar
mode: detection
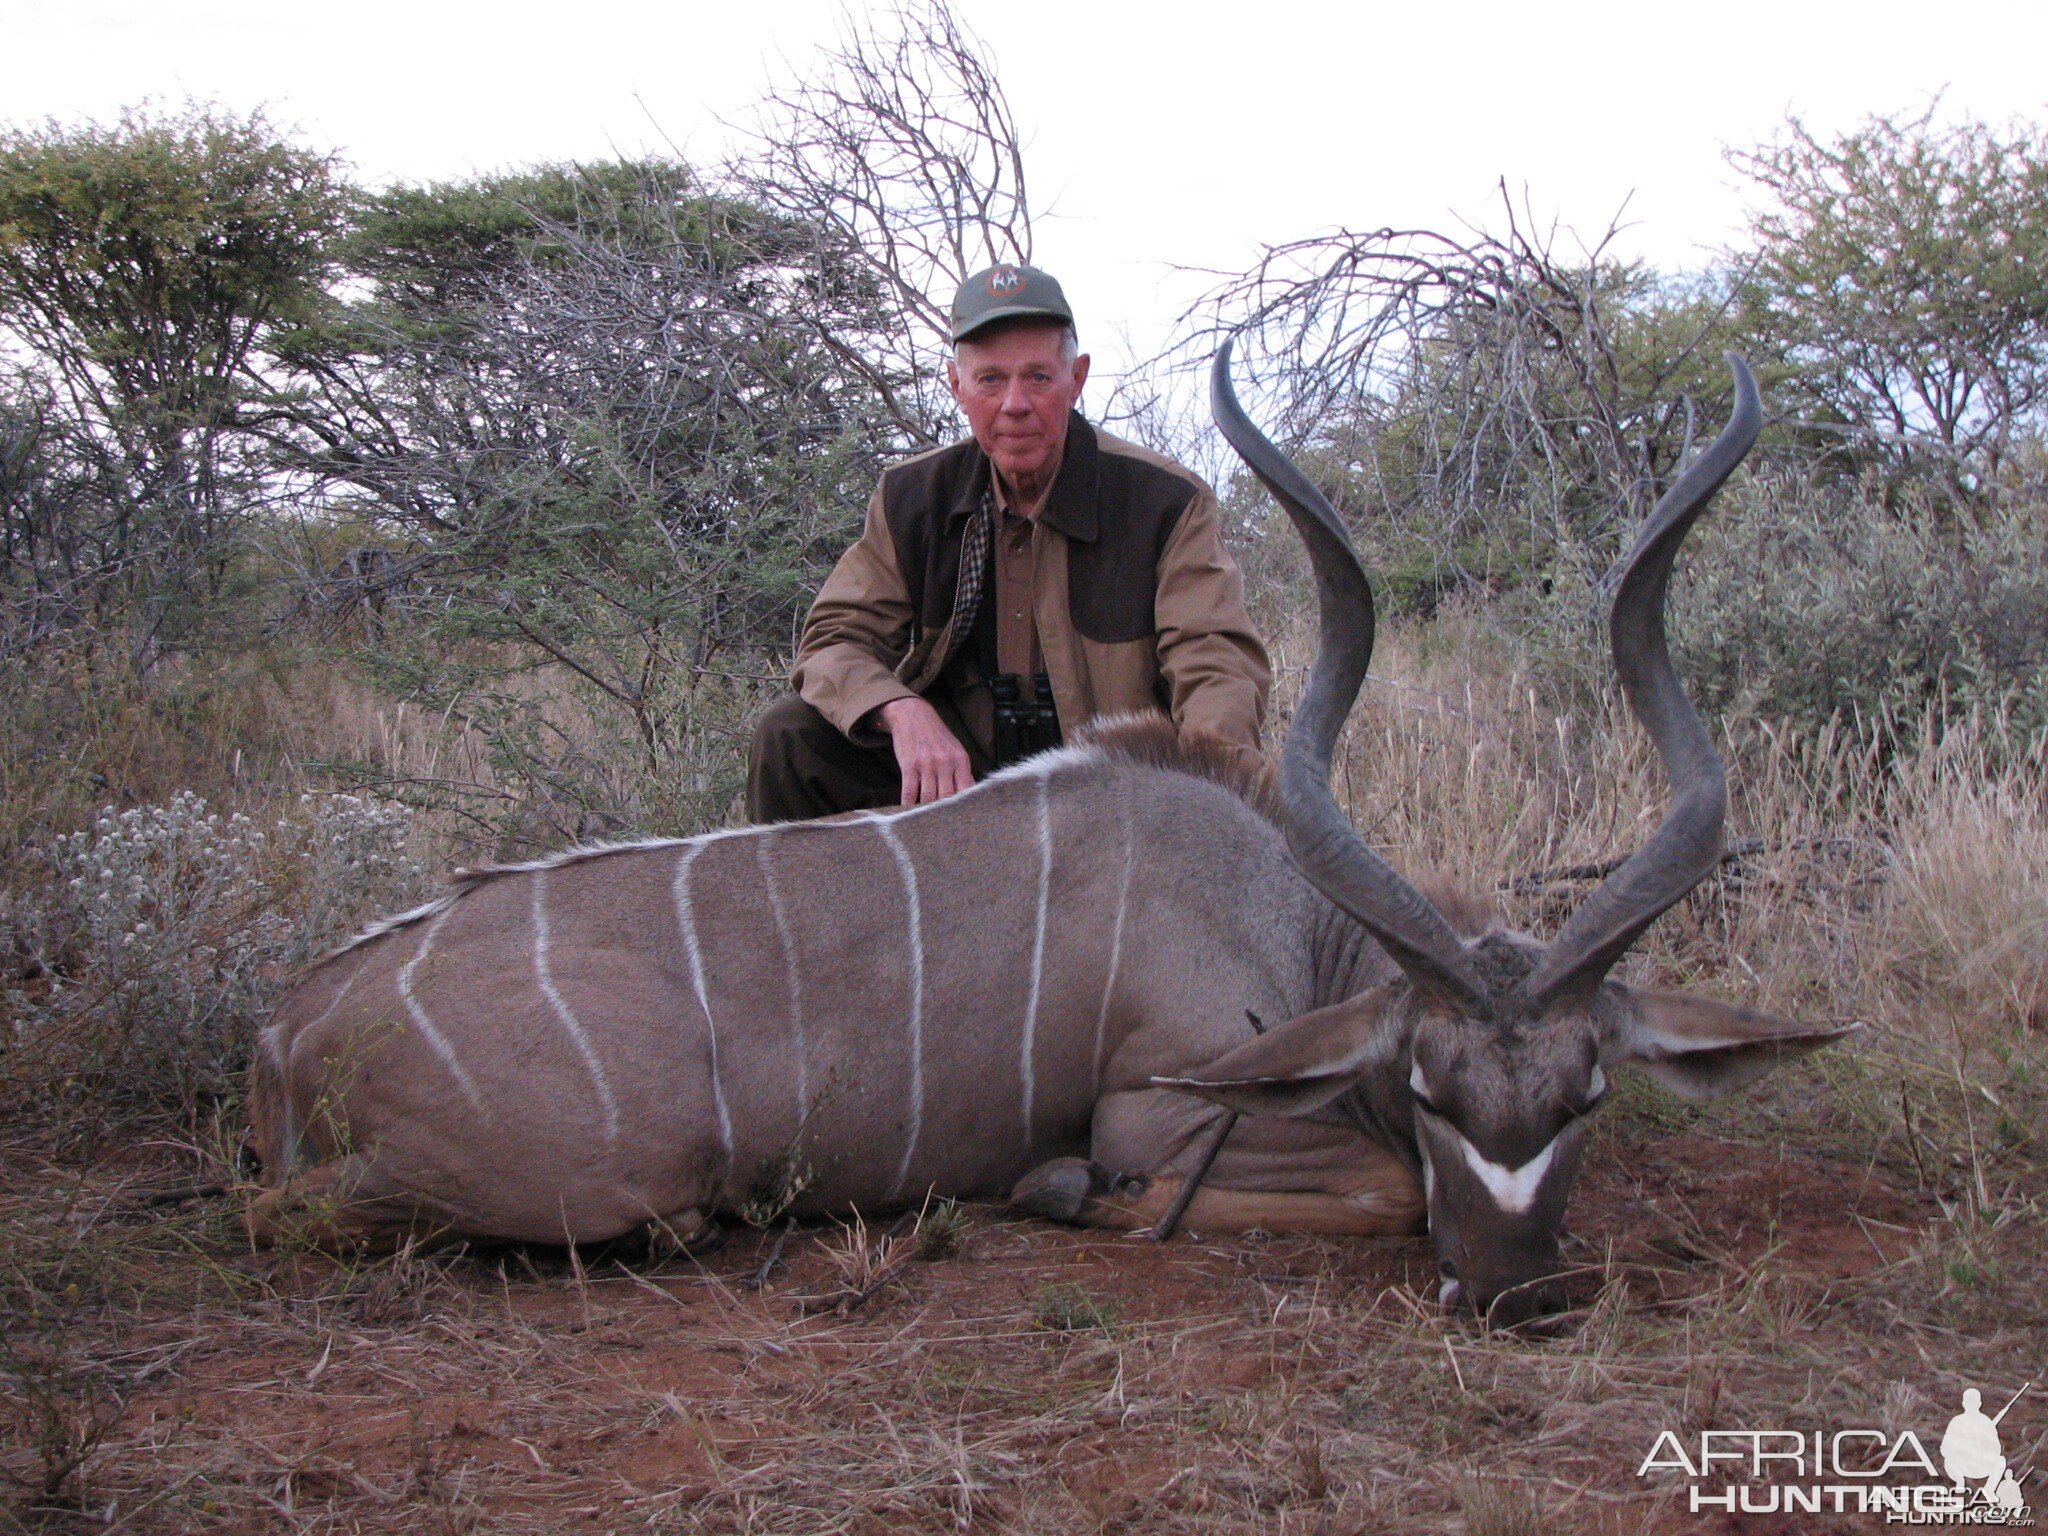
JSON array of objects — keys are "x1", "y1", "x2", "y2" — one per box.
[{"x1": 948, "y1": 412, "x2": 1101, "y2": 543}]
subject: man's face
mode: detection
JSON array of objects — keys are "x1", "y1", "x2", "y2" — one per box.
[{"x1": 946, "y1": 323, "x2": 1091, "y2": 493}]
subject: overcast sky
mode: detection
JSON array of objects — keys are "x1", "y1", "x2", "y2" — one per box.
[{"x1": 5, "y1": 0, "x2": 2045, "y2": 384}]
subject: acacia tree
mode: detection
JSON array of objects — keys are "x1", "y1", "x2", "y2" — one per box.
[
  {"x1": 0, "y1": 372, "x2": 113, "y2": 653},
  {"x1": 0, "y1": 105, "x2": 343, "y2": 654},
  {"x1": 1731, "y1": 109, "x2": 2048, "y2": 498},
  {"x1": 270, "y1": 161, "x2": 896, "y2": 842},
  {"x1": 274, "y1": 160, "x2": 727, "y2": 543}
]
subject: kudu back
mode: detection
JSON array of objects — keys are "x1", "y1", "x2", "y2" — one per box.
[{"x1": 248, "y1": 346, "x2": 1853, "y2": 1323}]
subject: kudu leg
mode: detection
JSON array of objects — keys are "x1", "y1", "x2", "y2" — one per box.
[
  {"x1": 244, "y1": 1154, "x2": 456, "y2": 1253},
  {"x1": 1076, "y1": 1174, "x2": 1423, "y2": 1238},
  {"x1": 1147, "y1": 1110, "x2": 1238, "y2": 1242},
  {"x1": 1008, "y1": 1089, "x2": 1425, "y2": 1237}
]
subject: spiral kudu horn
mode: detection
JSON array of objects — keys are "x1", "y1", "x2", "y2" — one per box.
[
  {"x1": 1524, "y1": 355, "x2": 1763, "y2": 1009},
  {"x1": 1210, "y1": 336, "x2": 1488, "y2": 1014}
]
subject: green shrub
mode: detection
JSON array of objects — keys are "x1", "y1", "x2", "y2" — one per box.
[
  {"x1": 1342, "y1": 468, "x2": 2048, "y2": 760},
  {"x1": 1672, "y1": 473, "x2": 2048, "y2": 749}
]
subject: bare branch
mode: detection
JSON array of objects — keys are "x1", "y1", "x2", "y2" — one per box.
[
  {"x1": 725, "y1": 0, "x2": 1032, "y2": 447},
  {"x1": 1167, "y1": 196, "x2": 1742, "y2": 608}
]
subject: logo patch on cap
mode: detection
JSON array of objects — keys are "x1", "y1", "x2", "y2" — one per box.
[{"x1": 986, "y1": 265, "x2": 1026, "y2": 297}]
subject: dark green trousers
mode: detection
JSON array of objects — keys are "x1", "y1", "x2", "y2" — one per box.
[{"x1": 745, "y1": 694, "x2": 993, "y2": 824}]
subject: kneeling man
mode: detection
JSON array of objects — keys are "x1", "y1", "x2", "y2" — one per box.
[{"x1": 748, "y1": 262, "x2": 1270, "y2": 819}]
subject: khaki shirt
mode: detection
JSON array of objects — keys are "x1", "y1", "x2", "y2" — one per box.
[{"x1": 791, "y1": 414, "x2": 1270, "y2": 775}]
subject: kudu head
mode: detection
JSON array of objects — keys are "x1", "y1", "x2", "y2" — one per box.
[{"x1": 1166, "y1": 341, "x2": 1858, "y2": 1326}]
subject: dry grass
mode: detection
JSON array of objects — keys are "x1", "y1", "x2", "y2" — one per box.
[
  {"x1": 3, "y1": 605, "x2": 2044, "y2": 1532},
  {"x1": 0, "y1": 1152, "x2": 2035, "y2": 1534},
  {"x1": 0, "y1": 637, "x2": 497, "y2": 879}
]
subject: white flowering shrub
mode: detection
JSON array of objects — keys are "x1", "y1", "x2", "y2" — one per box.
[{"x1": 6, "y1": 791, "x2": 427, "y2": 1120}]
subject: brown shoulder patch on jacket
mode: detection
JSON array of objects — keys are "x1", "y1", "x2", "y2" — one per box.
[{"x1": 1074, "y1": 713, "x2": 1280, "y2": 824}]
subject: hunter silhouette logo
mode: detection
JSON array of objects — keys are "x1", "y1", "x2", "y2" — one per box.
[
  {"x1": 985, "y1": 265, "x2": 1026, "y2": 297},
  {"x1": 1945, "y1": 1387, "x2": 2032, "y2": 1514},
  {"x1": 1637, "y1": 1380, "x2": 2036, "y2": 1523}
]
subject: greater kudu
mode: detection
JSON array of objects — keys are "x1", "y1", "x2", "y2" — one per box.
[{"x1": 247, "y1": 345, "x2": 1852, "y2": 1323}]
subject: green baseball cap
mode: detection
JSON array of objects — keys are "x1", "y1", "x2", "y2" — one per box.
[{"x1": 950, "y1": 262, "x2": 1075, "y2": 343}]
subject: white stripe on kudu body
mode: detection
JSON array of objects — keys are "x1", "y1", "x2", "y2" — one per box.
[
  {"x1": 1019, "y1": 769, "x2": 1053, "y2": 1143},
  {"x1": 753, "y1": 831, "x2": 809, "y2": 1116},
  {"x1": 866, "y1": 815, "x2": 927, "y2": 1202},
  {"x1": 280, "y1": 945, "x2": 367, "y2": 1080},
  {"x1": 530, "y1": 869, "x2": 622, "y2": 1146},
  {"x1": 395, "y1": 907, "x2": 484, "y2": 1111},
  {"x1": 671, "y1": 844, "x2": 736, "y2": 1180},
  {"x1": 1093, "y1": 793, "x2": 1135, "y2": 1094}
]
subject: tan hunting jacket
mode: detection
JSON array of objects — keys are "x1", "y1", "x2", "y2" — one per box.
[{"x1": 791, "y1": 413, "x2": 1270, "y2": 774}]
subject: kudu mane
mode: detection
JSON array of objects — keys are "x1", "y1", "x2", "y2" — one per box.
[
  {"x1": 1075, "y1": 714, "x2": 1281, "y2": 823},
  {"x1": 1084, "y1": 717, "x2": 1492, "y2": 942}
]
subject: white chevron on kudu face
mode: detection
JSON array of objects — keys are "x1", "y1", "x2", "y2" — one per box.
[
  {"x1": 1454, "y1": 1134, "x2": 1559, "y2": 1216},
  {"x1": 1412, "y1": 1060, "x2": 1562, "y2": 1215},
  {"x1": 530, "y1": 868, "x2": 622, "y2": 1146}
]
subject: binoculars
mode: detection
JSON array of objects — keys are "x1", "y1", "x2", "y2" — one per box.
[{"x1": 990, "y1": 672, "x2": 1062, "y2": 768}]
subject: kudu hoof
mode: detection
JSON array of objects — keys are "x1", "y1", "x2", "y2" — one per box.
[
  {"x1": 1009, "y1": 1158, "x2": 1143, "y2": 1224},
  {"x1": 643, "y1": 1207, "x2": 724, "y2": 1259}
]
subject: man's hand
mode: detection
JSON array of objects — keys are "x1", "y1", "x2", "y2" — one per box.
[{"x1": 877, "y1": 696, "x2": 975, "y2": 806}]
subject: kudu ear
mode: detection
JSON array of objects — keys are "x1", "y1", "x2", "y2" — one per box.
[
  {"x1": 1152, "y1": 991, "x2": 1405, "y2": 1119},
  {"x1": 1604, "y1": 989, "x2": 1863, "y2": 1102}
]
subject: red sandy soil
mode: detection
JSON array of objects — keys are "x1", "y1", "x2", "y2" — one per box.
[{"x1": 10, "y1": 1129, "x2": 2015, "y2": 1535}]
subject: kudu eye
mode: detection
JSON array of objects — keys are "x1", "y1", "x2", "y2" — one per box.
[
  {"x1": 1573, "y1": 1063, "x2": 1609, "y2": 1116},
  {"x1": 1407, "y1": 1061, "x2": 1450, "y2": 1121}
]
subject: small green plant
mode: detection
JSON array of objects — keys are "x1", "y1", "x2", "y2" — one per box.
[
  {"x1": 1032, "y1": 1282, "x2": 1120, "y2": 1337},
  {"x1": 913, "y1": 1197, "x2": 969, "y2": 1260},
  {"x1": 811, "y1": 1211, "x2": 907, "y2": 1307},
  {"x1": 0, "y1": 1329, "x2": 126, "y2": 1508},
  {"x1": 0, "y1": 1235, "x2": 131, "y2": 1509},
  {"x1": 740, "y1": 1145, "x2": 815, "y2": 1229}
]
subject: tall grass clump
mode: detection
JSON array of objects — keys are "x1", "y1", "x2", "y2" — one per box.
[
  {"x1": 336, "y1": 645, "x2": 777, "y2": 851},
  {"x1": 3, "y1": 790, "x2": 428, "y2": 1135},
  {"x1": 1878, "y1": 713, "x2": 2048, "y2": 1038}
]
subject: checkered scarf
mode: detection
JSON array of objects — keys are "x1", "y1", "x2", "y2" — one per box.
[{"x1": 932, "y1": 490, "x2": 993, "y2": 675}]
